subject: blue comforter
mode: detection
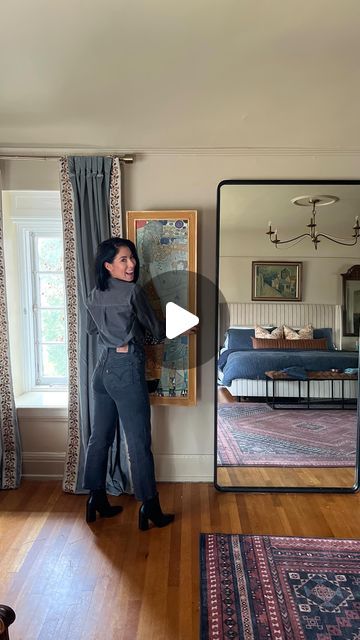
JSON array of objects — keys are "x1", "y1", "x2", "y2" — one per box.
[{"x1": 219, "y1": 349, "x2": 359, "y2": 386}]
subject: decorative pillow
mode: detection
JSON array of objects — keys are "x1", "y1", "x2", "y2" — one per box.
[
  {"x1": 313, "y1": 328, "x2": 335, "y2": 351},
  {"x1": 283, "y1": 324, "x2": 313, "y2": 340},
  {"x1": 225, "y1": 326, "x2": 279, "y2": 349},
  {"x1": 226, "y1": 328, "x2": 255, "y2": 350},
  {"x1": 299, "y1": 324, "x2": 313, "y2": 339},
  {"x1": 254, "y1": 324, "x2": 283, "y2": 339},
  {"x1": 251, "y1": 337, "x2": 328, "y2": 350}
]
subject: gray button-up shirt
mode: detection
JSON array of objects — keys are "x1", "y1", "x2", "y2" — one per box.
[{"x1": 86, "y1": 278, "x2": 165, "y2": 347}]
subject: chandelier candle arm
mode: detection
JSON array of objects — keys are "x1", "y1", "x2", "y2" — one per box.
[
  {"x1": 315, "y1": 233, "x2": 359, "y2": 246},
  {"x1": 268, "y1": 232, "x2": 313, "y2": 247},
  {"x1": 266, "y1": 194, "x2": 359, "y2": 250}
]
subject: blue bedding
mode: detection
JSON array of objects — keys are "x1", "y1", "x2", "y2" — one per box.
[{"x1": 219, "y1": 348, "x2": 359, "y2": 387}]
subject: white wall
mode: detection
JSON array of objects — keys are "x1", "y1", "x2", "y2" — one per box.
[
  {"x1": 220, "y1": 256, "x2": 357, "y2": 306},
  {"x1": 2, "y1": 153, "x2": 360, "y2": 480}
]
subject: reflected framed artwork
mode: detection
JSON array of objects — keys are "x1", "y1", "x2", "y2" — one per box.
[
  {"x1": 252, "y1": 260, "x2": 302, "y2": 301},
  {"x1": 127, "y1": 210, "x2": 197, "y2": 405}
]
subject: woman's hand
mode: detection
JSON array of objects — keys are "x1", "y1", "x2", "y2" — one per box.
[{"x1": 183, "y1": 325, "x2": 199, "y2": 336}]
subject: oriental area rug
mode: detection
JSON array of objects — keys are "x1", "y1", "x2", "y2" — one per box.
[
  {"x1": 200, "y1": 534, "x2": 360, "y2": 640},
  {"x1": 217, "y1": 403, "x2": 357, "y2": 467}
]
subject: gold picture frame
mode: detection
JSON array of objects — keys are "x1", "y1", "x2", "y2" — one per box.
[
  {"x1": 127, "y1": 210, "x2": 197, "y2": 405},
  {"x1": 252, "y1": 261, "x2": 302, "y2": 302}
]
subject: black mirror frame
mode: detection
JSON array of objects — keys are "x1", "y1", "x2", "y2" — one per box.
[
  {"x1": 342, "y1": 265, "x2": 360, "y2": 337},
  {"x1": 214, "y1": 179, "x2": 360, "y2": 494}
]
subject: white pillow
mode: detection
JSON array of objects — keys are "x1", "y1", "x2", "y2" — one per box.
[
  {"x1": 283, "y1": 324, "x2": 313, "y2": 340},
  {"x1": 254, "y1": 324, "x2": 284, "y2": 339}
]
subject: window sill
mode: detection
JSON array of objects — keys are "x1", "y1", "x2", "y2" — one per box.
[{"x1": 15, "y1": 391, "x2": 68, "y2": 409}]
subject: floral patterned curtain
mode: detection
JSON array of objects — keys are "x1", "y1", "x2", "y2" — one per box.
[{"x1": 0, "y1": 172, "x2": 21, "y2": 489}]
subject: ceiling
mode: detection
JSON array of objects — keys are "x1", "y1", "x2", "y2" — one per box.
[
  {"x1": 220, "y1": 183, "x2": 360, "y2": 232},
  {"x1": 219, "y1": 182, "x2": 360, "y2": 257},
  {"x1": 1, "y1": 0, "x2": 360, "y2": 152}
]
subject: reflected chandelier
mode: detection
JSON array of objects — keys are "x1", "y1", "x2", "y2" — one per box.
[{"x1": 267, "y1": 195, "x2": 360, "y2": 250}]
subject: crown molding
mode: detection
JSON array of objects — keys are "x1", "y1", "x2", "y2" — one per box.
[
  {"x1": 134, "y1": 147, "x2": 360, "y2": 157},
  {"x1": 2, "y1": 146, "x2": 360, "y2": 158}
]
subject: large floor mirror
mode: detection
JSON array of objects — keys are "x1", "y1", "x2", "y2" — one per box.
[{"x1": 215, "y1": 180, "x2": 360, "y2": 492}]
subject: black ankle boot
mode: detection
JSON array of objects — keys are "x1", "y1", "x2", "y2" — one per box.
[
  {"x1": 86, "y1": 489, "x2": 123, "y2": 523},
  {"x1": 138, "y1": 493, "x2": 174, "y2": 530}
]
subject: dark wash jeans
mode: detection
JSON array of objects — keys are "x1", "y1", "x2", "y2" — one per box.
[{"x1": 83, "y1": 343, "x2": 157, "y2": 501}]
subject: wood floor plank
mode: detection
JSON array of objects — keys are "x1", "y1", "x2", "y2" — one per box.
[
  {"x1": 1, "y1": 480, "x2": 360, "y2": 639},
  {"x1": 178, "y1": 483, "x2": 193, "y2": 640},
  {"x1": 217, "y1": 464, "x2": 356, "y2": 487}
]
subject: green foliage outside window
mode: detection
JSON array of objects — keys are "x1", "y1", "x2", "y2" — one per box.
[{"x1": 36, "y1": 237, "x2": 67, "y2": 381}]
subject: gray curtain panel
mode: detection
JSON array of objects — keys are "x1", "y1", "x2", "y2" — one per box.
[
  {"x1": 59, "y1": 156, "x2": 132, "y2": 494},
  {"x1": 0, "y1": 177, "x2": 21, "y2": 489}
]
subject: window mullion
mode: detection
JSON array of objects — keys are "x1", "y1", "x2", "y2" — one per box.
[{"x1": 31, "y1": 234, "x2": 43, "y2": 386}]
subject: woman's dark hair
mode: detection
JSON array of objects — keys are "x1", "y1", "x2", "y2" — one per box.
[{"x1": 94, "y1": 237, "x2": 140, "y2": 290}]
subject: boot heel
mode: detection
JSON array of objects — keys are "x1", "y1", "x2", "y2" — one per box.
[
  {"x1": 138, "y1": 495, "x2": 174, "y2": 530},
  {"x1": 138, "y1": 507, "x2": 149, "y2": 531},
  {"x1": 85, "y1": 490, "x2": 123, "y2": 523},
  {"x1": 86, "y1": 500, "x2": 97, "y2": 523}
]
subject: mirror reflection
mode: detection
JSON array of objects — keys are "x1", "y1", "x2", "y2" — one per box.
[
  {"x1": 342, "y1": 265, "x2": 360, "y2": 336},
  {"x1": 216, "y1": 181, "x2": 360, "y2": 491}
]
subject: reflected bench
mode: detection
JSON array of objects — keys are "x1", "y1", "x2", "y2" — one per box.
[{"x1": 265, "y1": 370, "x2": 358, "y2": 410}]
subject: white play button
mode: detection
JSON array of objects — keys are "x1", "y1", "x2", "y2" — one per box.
[{"x1": 165, "y1": 302, "x2": 199, "y2": 339}]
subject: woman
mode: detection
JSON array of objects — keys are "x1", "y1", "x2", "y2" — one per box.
[{"x1": 83, "y1": 237, "x2": 174, "y2": 530}]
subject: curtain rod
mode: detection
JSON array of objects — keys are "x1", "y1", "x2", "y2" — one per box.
[{"x1": 0, "y1": 154, "x2": 134, "y2": 163}]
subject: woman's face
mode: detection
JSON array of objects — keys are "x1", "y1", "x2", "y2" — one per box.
[{"x1": 105, "y1": 246, "x2": 136, "y2": 282}]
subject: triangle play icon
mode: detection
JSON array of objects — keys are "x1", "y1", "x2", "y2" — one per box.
[{"x1": 165, "y1": 302, "x2": 199, "y2": 339}]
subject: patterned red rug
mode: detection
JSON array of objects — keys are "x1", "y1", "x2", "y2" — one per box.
[
  {"x1": 200, "y1": 534, "x2": 360, "y2": 640},
  {"x1": 217, "y1": 403, "x2": 357, "y2": 466}
]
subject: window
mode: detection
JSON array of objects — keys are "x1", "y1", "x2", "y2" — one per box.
[
  {"x1": 17, "y1": 222, "x2": 68, "y2": 390},
  {"x1": 4, "y1": 190, "x2": 68, "y2": 395},
  {"x1": 31, "y1": 232, "x2": 68, "y2": 386}
]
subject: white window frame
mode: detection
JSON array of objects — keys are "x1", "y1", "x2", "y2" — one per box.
[{"x1": 17, "y1": 220, "x2": 68, "y2": 391}]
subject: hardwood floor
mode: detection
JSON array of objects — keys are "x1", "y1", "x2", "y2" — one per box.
[
  {"x1": 218, "y1": 387, "x2": 237, "y2": 403},
  {"x1": 1, "y1": 481, "x2": 360, "y2": 639},
  {"x1": 217, "y1": 465, "x2": 356, "y2": 487}
]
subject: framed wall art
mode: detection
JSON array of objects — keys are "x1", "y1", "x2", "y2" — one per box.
[
  {"x1": 252, "y1": 261, "x2": 302, "y2": 302},
  {"x1": 127, "y1": 210, "x2": 197, "y2": 405}
]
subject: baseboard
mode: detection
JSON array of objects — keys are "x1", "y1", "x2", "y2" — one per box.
[
  {"x1": 22, "y1": 451, "x2": 66, "y2": 480},
  {"x1": 154, "y1": 454, "x2": 213, "y2": 482},
  {"x1": 21, "y1": 451, "x2": 214, "y2": 483},
  {"x1": 22, "y1": 473, "x2": 64, "y2": 480}
]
